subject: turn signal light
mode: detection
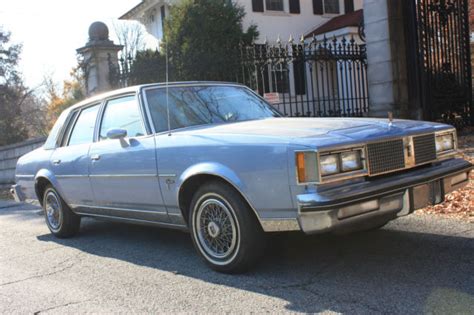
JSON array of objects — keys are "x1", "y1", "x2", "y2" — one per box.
[{"x1": 296, "y1": 151, "x2": 318, "y2": 184}]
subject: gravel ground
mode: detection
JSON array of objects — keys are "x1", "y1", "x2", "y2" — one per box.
[{"x1": 0, "y1": 202, "x2": 473, "y2": 314}]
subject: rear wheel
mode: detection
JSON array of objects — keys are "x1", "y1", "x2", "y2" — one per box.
[
  {"x1": 189, "y1": 181, "x2": 265, "y2": 273},
  {"x1": 43, "y1": 185, "x2": 81, "y2": 238}
]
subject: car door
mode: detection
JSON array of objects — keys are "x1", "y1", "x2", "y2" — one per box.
[
  {"x1": 88, "y1": 94, "x2": 168, "y2": 222},
  {"x1": 49, "y1": 104, "x2": 100, "y2": 207}
]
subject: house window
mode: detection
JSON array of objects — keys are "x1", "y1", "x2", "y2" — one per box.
[
  {"x1": 271, "y1": 64, "x2": 289, "y2": 93},
  {"x1": 344, "y1": 0, "x2": 354, "y2": 13},
  {"x1": 324, "y1": 0, "x2": 340, "y2": 14},
  {"x1": 160, "y1": 6, "x2": 165, "y2": 30},
  {"x1": 265, "y1": 0, "x2": 284, "y2": 11}
]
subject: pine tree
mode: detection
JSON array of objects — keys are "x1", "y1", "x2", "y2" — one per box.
[{"x1": 163, "y1": 0, "x2": 258, "y2": 82}]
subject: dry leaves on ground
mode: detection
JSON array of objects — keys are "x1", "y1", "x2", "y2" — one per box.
[{"x1": 418, "y1": 129, "x2": 473, "y2": 222}]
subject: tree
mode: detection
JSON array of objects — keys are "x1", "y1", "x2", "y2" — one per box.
[
  {"x1": 0, "y1": 28, "x2": 29, "y2": 145},
  {"x1": 17, "y1": 87, "x2": 49, "y2": 138},
  {"x1": 127, "y1": 49, "x2": 170, "y2": 85},
  {"x1": 163, "y1": 0, "x2": 258, "y2": 82},
  {"x1": 44, "y1": 66, "x2": 85, "y2": 130},
  {"x1": 113, "y1": 20, "x2": 146, "y2": 60}
]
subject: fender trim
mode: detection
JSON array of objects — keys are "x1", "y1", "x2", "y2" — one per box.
[{"x1": 177, "y1": 162, "x2": 262, "y2": 223}]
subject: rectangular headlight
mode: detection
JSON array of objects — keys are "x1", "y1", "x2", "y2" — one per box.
[
  {"x1": 435, "y1": 133, "x2": 454, "y2": 153},
  {"x1": 320, "y1": 154, "x2": 340, "y2": 176},
  {"x1": 341, "y1": 151, "x2": 363, "y2": 172},
  {"x1": 296, "y1": 147, "x2": 366, "y2": 184}
]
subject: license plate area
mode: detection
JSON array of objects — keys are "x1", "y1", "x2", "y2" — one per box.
[{"x1": 410, "y1": 180, "x2": 443, "y2": 210}]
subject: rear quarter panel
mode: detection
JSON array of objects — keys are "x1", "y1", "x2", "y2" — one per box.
[{"x1": 15, "y1": 147, "x2": 54, "y2": 201}]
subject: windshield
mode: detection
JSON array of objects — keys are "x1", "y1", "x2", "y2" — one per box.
[{"x1": 145, "y1": 85, "x2": 281, "y2": 132}]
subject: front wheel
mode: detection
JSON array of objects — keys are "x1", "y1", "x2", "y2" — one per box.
[
  {"x1": 189, "y1": 181, "x2": 265, "y2": 273},
  {"x1": 43, "y1": 185, "x2": 81, "y2": 238}
]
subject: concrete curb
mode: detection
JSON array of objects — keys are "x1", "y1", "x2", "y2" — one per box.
[{"x1": 0, "y1": 200, "x2": 23, "y2": 209}]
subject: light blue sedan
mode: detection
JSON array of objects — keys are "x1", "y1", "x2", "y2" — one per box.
[{"x1": 12, "y1": 82, "x2": 472, "y2": 272}]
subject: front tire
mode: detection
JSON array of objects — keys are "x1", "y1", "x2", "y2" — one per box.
[
  {"x1": 43, "y1": 185, "x2": 81, "y2": 238},
  {"x1": 189, "y1": 181, "x2": 265, "y2": 273}
]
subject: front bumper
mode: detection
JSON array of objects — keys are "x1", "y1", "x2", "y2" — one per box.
[{"x1": 297, "y1": 158, "x2": 472, "y2": 234}]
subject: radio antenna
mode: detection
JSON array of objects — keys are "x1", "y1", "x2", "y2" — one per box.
[{"x1": 165, "y1": 39, "x2": 171, "y2": 135}]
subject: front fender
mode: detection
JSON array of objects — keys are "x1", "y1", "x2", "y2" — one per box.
[
  {"x1": 176, "y1": 162, "x2": 265, "y2": 224},
  {"x1": 177, "y1": 162, "x2": 246, "y2": 199}
]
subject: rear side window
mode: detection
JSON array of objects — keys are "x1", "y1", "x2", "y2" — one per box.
[
  {"x1": 67, "y1": 105, "x2": 100, "y2": 146},
  {"x1": 43, "y1": 110, "x2": 70, "y2": 150},
  {"x1": 99, "y1": 95, "x2": 145, "y2": 140}
]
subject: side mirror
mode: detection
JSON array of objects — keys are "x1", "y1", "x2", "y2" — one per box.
[{"x1": 106, "y1": 128, "x2": 127, "y2": 140}]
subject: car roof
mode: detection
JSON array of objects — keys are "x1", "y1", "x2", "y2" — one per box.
[{"x1": 68, "y1": 81, "x2": 244, "y2": 112}]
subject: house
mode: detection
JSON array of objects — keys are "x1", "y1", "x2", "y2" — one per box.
[
  {"x1": 304, "y1": 8, "x2": 363, "y2": 42},
  {"x1": 118, "y1": 0, "x2": 473, "y2": 124},
  {"x1": 120, "y1": 0, "x2": 363, "y2": 45},
  {"x1": 119, "y1": 0, "x2": 367, "y2": 116}
]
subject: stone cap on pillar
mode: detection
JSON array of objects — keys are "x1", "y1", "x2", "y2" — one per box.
[
  {"x1": 76, "y1": 21, "x2": 124, "y2": 96},
  {"x1": 76, "y1": 21, "x2": 123, "y2": 54}
]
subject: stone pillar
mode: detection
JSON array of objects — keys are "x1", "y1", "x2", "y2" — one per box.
[
  {"x1": 363, "y1": 0, "x2": 412, "y2": 119},
  {"x1": 77, "y1": 22, "x2": 123, "y2": 96}
]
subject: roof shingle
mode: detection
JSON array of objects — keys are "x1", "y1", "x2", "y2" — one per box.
[{"x1": 305, "y1": 9, "x2": 363, "y2": 39}]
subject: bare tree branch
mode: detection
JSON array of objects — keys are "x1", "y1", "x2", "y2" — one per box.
[{"x1": 112, "y1": 20, "x2": 146, "y2": 59}]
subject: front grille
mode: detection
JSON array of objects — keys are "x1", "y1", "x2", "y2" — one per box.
[
  {"x1": 367, "y1": 139, "x2": 405, "y2": 175},
  {"x1": 413, "y1": 134, "x2": 436, "y2": 165}
]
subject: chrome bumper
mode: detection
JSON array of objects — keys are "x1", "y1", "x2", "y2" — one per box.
[
  {"x1": 297, "y1": 158, "x2": 472, "y2": 234},
  {"x1": 10, "y1": 184, "x2": 25, "y2": 203}
]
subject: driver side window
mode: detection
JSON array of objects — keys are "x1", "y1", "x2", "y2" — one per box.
[{"x1": 99, "y1": 95, "x2": 145, "y2": 140}]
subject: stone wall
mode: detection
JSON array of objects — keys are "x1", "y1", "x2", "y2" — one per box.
[{"x1": 0, "y1": 137, "x2": 46, "y2": 188}]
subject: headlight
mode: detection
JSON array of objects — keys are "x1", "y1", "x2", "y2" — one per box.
[
  {"x1": 320, "y1": 154, "x2": 340, "y2": 176},
  {"x1": 435, "y1": 133, "x2": 454, "y2": 153},
  {"x1": 296, "y1": 148, "x2": 365, "y2": 184},
  {"x1": 341, "y1": 151, "x2": 362, "y2": 172}
]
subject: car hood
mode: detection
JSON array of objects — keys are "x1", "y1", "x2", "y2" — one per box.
[{"x1": 178, "y1": 117, "x2": 452, "y2": 148}]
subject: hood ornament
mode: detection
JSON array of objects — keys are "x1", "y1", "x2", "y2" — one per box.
[{"x1": 388, "y1": 111, "x2": 393, "y2": 128}]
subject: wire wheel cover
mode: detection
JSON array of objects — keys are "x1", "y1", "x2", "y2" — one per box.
[
  {"x1": 45, "y1": 191, "x2": 62, "y2": 230},
  {"x1": 195, "y1": 197, "x2": 238, "y2": 263}
]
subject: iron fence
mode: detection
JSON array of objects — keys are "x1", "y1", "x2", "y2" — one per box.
[
  {"x1": 237, "y1": 36, "x2": 369, "y2": 117},
  {"x1": 108, "y1": 53, "x2": 134, "y2": 89},
  {"x1": 110, "y1": 35, "x2": 369, "y2": 117}
]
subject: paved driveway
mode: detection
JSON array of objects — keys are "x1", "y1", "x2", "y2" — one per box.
[{"x1": 0, "y1": 202, "x2": 473, "y2": 314}]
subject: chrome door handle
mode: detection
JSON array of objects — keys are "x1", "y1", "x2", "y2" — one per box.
[
  {"x1": 90, "y1": 154, "x2": 101, "y2": 161},
  {"x1": 52, "y1": 159, "x2": 61, "y2": 165}
]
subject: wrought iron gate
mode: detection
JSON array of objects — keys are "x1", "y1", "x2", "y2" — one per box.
[{"x1": 406, "y1": 0, "x2": 472, "y2": 126}]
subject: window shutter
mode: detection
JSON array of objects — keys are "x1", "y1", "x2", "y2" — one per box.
[
  {"x1": 313, "y1": 0, "x2": 323, "y2": 15},
  {"x1": 293, "y1": 45, "x2": 306, "y2": 95},
  {"x1": 252, "y1": 0, "x2": 264, "y2": 12},
  {"x1": 289, "y1": 0, "x2": 300, "y2": 14},
  {"x1": 344, "y1": 0, "x2": 354, "y2": 13}
]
